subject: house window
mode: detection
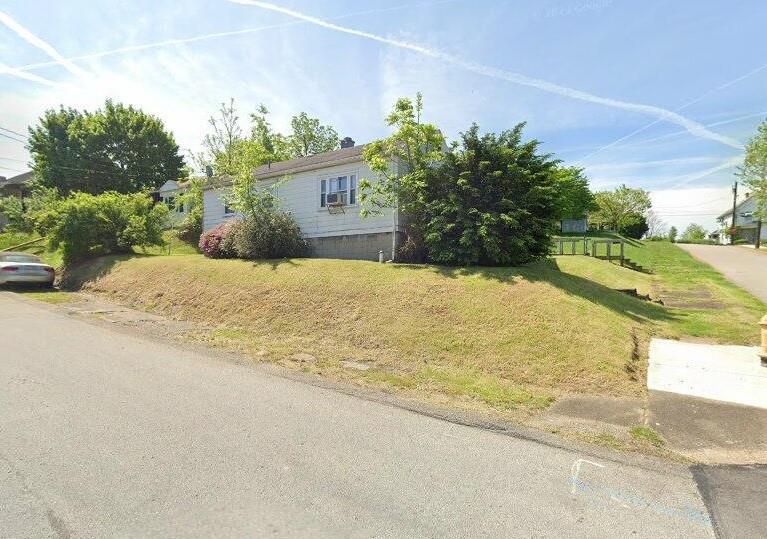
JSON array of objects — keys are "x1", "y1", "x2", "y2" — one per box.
[
  {"x1": 224, "y1": 203, "x2": 235, "y2": 215},
  {"x1": 320, "y1": 174, "x2": 357, "y2": 207},
  {"x1": 163, "y1": 196, "x2": 175, "y2": 209}
]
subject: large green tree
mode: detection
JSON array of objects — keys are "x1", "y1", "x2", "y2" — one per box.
[
  {"x1": 288, "y1": 112, "x2": 339, "y2": 157},
  {"x1": 738, "y1": 118, "x2": 767, "y2": 218},
  {"x1": 680, "y1": 223, "x2": 707, "y2": 242},
  {"x1": 423, "y1": 123, "x2": 559, "y2": 266},
  {"x1": 201, "y1": 100, "x2": 339, "y2": 177},
  {"x1": 28, "y1": 100, "x2": 185, "y2": 194},
  {"x1": 590, "y1": 185, "x2": 652, "y2": 231},
  {"x1": 552, "y1": 166, "x2": 595, "y2": 221},
  {"x1": 361, "y1": 93, "x2": 445, "y2": 260}
]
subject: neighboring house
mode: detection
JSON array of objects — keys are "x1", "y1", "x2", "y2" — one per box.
[
  {"x1": 717, "y1": 194, "x2": 766, "y2": 245},
  {"x1": 560, "y1": 217, "x2": 588, "y2": 233},
  {"x1": 0, "y1": 171, "x2": 34, "y2": 198},
  {"x1": 156, "y1": 179, "x2": 188, "y2": 226},
  {"x1": 0, "y1": 171, "x2": 34, "y2": 230},
  {"x1": 203, "y1": 140, "x2": 406, "y2": 260}
]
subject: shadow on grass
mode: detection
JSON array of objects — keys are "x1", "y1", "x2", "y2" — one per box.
[
  {"x1": 392, "y1": 258, "x2": 674, "y2": 324},
  {"x1": 58, "y1": 253, "x2": 151, "y2": 290},
  {"x1": 247, "y1": 258, "x2": 300, "y2": 271}
]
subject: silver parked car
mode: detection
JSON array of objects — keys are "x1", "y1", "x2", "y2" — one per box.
[{"x1": 0, "y1": 252, "x2": 55, "y2": 287}]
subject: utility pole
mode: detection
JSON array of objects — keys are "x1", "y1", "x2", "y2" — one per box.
[
  {"x1": 730, "y1": 181, "x2": 738, "y2": 243},
  {"x1": 757, "y1": 218, "x2": 762, "y2": 250}
]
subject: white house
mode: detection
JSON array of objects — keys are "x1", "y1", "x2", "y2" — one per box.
[
  {"x1": 157, "y1": 179, "x2": 188, "y2": 226},
  {"x1": 717, "y1": 194, "x2": 766, "y2": 246},
  {"x1": 202, "y1": 141, "x2": 407, "y2": 260}
]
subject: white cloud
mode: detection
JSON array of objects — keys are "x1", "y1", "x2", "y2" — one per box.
[
  {"x1": 651, "y1": 186, "x2": 733, "y2": 233},
  {"x1": 229, "y1": 0, "x2": 743, "y2": 150}
]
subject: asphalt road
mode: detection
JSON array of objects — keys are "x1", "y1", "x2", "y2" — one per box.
[
  {"x1": 0, "y1": 293, "x2": 723, "y2": 537},
  {"x1": 677, "y1": 244, "x2": 767, "y2": 303}
]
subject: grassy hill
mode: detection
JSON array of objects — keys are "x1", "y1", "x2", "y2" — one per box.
[
  {"x1": 65, "y1": 236, "x2": 766, "y2": 415},
  {"x1": 76, "y1": 255, "x2": 660, "y2": 411},
  {"x1": 9, "y1": 228, "x2": 763, "y2": 416}
]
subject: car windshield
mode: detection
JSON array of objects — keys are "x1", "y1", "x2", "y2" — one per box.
[{"x1": 0, "y1": 254, "x2": 41, "y2": 263}]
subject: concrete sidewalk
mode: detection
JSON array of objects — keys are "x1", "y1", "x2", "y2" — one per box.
[
  {"x1": 648, "y1": 338, "x2": 767, "y2": 409},
  {"x1": 677, "y1": 244, "x2": 767, "y2": 303}
]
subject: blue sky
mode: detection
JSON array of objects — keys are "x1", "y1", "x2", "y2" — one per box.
[{"x1": 1, "y1": 0, "x2": 765, "y2": 232}]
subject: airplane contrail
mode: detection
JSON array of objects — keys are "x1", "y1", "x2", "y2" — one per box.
[
  {"x1": 228, "y1": 0, "x2": 743, "y2": 150},
  {"x1": 575, "y1": 63, "x2": 767, "y2": 163},
  {"x1": 15, "y1": 0, "x2": 460, "y2": 73},
  {"x1": 666, "y1": 156, "x2": 742, "y2": 189},
  {"x1": 0, "y1": 60, "x2": 54, "y2": 86},
  {"x1": 0, "y1": 10, "x2": 87, "y2": 77}
]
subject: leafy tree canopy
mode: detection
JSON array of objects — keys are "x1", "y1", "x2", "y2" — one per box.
[
  {"x1": 552, "y1": 166, "x2": 595, "y2": 221},
  {"x1": 288, "y1": 112, "x2": 339, "y2": 158},
  {"x1": 360, "y1": 93, "x2": 445, "y2": 245},
  {"x1": 360, "y1": 94, "x2": 446, "y2": 261},
  {"x1": 28, "y1": 99, "x2": 185, "y2": 194},
  {"x1": 619, "y1": 214, "x2": 649, "y2": 239},
  {"x1": 423, "y1": 123, "x2": 559, "y2": 266},
  {"x1": 199, "y1": 99, "x2": 341, "y2": 178},
  {"x1": 590, "y1": 185, "x2": 652, "y2": 231},
  {"x1": 738, "y1": 118, "x2": 767, "y2": 218},
  {"x1": 681, "y1": 223, "x2": 708, "y2": 242}
]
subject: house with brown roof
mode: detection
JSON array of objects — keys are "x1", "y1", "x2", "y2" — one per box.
[
  {"x1": 0, "y1": 170, "x2": 34, "y2": 198},
  {"x1": 202, "y1": 138, "x2": 406, "y2": 260},
  {"x1": 0, "y1": 171, "x2": 35, "y2": 229}
]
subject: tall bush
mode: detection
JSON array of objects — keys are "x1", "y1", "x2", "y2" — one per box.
[
  {"x1": 198, "y1": 220, "x2": 238, "y2": 259},
  {"x1": 0, "y1": 185, "x2": 60, "y2": 233},
  {"x1": 41, "y1": 191, "x2": 167, "y2": 264},
  {"x1": 176, "y1": 177, "x2": 204, "y2": 244},
  {"x1": 423, "y1": 124, "x2": 559, "y2": 266},
  {"x1": 231, "y1": 212, "x2": 309, "y2": 259}
]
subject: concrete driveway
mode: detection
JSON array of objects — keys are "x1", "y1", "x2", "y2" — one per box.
[
  {"x1": 677, "y1": 244, "x2": 767, "y2": 303},
  {"x1": 0, "y1": 292, "x2": 721, "y2": 538}
]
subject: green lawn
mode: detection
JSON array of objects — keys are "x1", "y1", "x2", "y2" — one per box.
[
  {"x1": 12, "y1": 232, "x2": 764, "y2": 417},
  {"x1": 558, "y1": 238, "x2": 765, "y2": 344},
  {"x1": 67, "y1": 250, "x2": 677, "y2": 415},
  {"x1": 0, "y1": 229, "x2": 198, "y2": 269}
]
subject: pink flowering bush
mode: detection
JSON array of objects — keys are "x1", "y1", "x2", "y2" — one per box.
[{"x1": 198, "y1": 220, "x2": 238, "y2": 258}]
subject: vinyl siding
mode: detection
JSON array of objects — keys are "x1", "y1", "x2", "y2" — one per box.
[{"x1": 203, "y1": 159, "x2": 402, "y2": 238}]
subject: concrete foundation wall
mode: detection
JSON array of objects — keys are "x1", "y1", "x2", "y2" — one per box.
[{"x1": 308, "y1": 232, "x2": 401, "y2": 261}]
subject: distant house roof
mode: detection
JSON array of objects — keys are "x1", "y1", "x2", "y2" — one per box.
[
  {"x1": 203, "y1": 145, "x2": 366, "y2": 190},
  {"x1": 0, "y1": 170, "x2": 34, "y2": 188},
  {"x1": 718, "y1": 195, "x2": 753, "y2": 220}
]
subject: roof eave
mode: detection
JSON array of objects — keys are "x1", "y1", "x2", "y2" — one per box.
[{"x1": 203, "y1": 154, "x2": 366, "y2": 191}]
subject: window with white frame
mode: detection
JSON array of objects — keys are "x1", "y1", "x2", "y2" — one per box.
[
  {"x1": 163, "y1": 195, "x2": 185, "y2": 213},
  {"x1": 320, "y1": 174, "x2": 357, "y2": 207}
]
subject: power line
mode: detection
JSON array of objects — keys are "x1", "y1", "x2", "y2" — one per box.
[
  {"x1": 652, "y1": 212, "x2": 723, "y2": 216},
  {"x1": 0, "y1": 125, "x2": 26, "y2": 138},
  {"x1": 0, "y1": 131, "x2": 25, "y2": 144},
  {"x1": 652, "y1": 195, "x2": 730, "y2": 210}
]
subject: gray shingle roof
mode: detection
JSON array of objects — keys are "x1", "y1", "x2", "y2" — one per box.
[
  {"x1": 0, "y1": 171, "x2": 34, "y2": 187},
  {"x1": 253, "y1": 144, "x2": 365, "y2": 179},
  {"x1": 201, "y1": 145, "x2": 367, "y2": 190}
]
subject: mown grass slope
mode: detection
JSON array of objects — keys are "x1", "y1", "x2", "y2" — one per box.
[{"x1": 74, "y1": 253, "x2": 678, "y2": 411}]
